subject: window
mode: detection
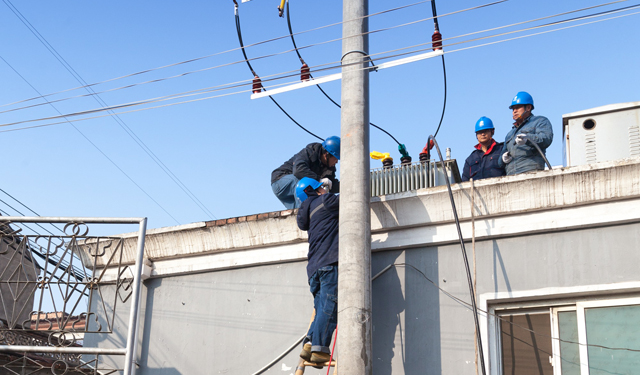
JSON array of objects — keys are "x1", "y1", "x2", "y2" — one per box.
[
  {"x1": 494, "y1": 297, "x2": 640, "y2": 375},
  {"x1": 499, "y1": 310, "x2": 554, "y2": 375}
]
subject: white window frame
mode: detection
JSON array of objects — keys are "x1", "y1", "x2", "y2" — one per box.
[
  {"x1": 550, "y1": 305, "x2": 577, "y2": 374},
  {"x1": 483, "y1": 288, "x2": 640, "y2": 375},
  {"x1": 574, "y1": 297, "x2": 640, "y2": 375}
]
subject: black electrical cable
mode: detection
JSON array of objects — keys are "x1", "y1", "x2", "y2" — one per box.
[
  {"x1": 392, "y1": 263, "x2": 640, "y2": 355},
  {"x1": 233, "y1": 0, "x2": 324, "y2": 141},
  {"x1": 432, "y1": 56, "x2": 447, "y2": 138},
  {"x1": 429, "y1": 135, "x2": 487, "y2": 375},
  {"x1": 431, "y1": 0, "x2": 448, "y2": 139},
  {"x1": 527, "y1": 138, "x2": 553, "y2": 170},
  {"x1": 285, "y1": 0, "x2": 402, "y2": 146},
  {"x1": 431, "y1": 0, "x2": 440, "y2": 30}
]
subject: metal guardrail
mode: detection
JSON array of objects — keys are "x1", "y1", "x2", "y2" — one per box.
[
  {"x1": 0, "y1": 217, "x2": 147, "y2": 375},
  {"x1": 370, "y1": 159, "x2": 461, "y2": 197}
]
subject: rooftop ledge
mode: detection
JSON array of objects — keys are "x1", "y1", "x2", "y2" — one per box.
[{"x1": 89, "y1": 157, "x2": 640, "y2": 268}]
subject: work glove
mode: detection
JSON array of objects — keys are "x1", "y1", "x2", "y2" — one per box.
[
  {"x1": 515, "y1": 133, "x2": 528, "y2": 146},
  {"x1": 320, "y1": 178, "x2": 332, "y2": 191},
  {"x1": 502, "y1": 152, "x2": 513, "y2": 164}
]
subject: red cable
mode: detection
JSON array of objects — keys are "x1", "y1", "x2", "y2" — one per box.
[{"x1": 326, "y1": 325, "x2": 337, "y2": 375}]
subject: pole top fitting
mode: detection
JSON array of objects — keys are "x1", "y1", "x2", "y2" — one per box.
[{"x1": 341, "y1": 50, "x2": 378, "y2": 72}]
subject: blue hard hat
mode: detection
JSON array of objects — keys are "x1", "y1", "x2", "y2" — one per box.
[
  {"x1": 475, "y1": 116, "x2": 494, "y2": 133},
  {"x1": 296, "y1": 177, "x2": 323, "y2": 203},
  {"x1": 509, "y1": 91, "x2": 534, "y2": 110},
  {"x1": 322, "y1": 136, "x2": 340, "y2": 160}
]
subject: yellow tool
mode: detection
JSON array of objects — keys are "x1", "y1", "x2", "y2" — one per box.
[
  {"x1": 370, "y1": 151, "x2": 394, "y2": 168},
  {"x1": 370, "y1": 151, "x2": 391, "y2": 162},
  {"x1": 278, "y1": 0, "x2": 286, "y2": 17}
]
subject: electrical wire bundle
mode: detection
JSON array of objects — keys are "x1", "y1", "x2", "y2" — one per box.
[{"x1": 1, "y1": 1, "x2": 637, "y2": 136}]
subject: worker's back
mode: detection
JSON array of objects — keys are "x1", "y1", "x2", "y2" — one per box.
[{"x1": 296, "y1": 193, "x2": 339, "y2": 279}]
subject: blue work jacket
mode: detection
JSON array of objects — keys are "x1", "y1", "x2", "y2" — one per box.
[
  {"x1": 461, "y1": 140, "x2": 505, "y2": 182},
  {"x1": 297, "y1": 193, "x2": 339, "y2": 279},
  {"x1": 498, "y1": 114, "x2": 554, "y2": 175}
]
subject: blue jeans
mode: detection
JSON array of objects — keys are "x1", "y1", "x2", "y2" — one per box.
[
  {"x1": 305, "y1": 265, "x2": 338, "y2": 354},
  {"x1": 271, "y1": 174, "x2": 301, "y2": 209}
]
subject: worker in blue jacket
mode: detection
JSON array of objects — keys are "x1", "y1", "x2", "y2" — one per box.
[
  {"x1": 271, "y1": 136, "x2": 340, "y2": 209},
  {"x1": 461, "y1": 117, "x2": 505, "y2": 182},
  {"x1": 498, "y1": 91, "x2": 554, "y2": 175},
  {"x1": 296, "y1": 177, "x2": 339, "y2": 366}
]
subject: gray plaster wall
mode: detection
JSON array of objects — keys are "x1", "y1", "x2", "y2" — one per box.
[{"x1": 85, "y1": 222, "x2": 640, "y2": 375}]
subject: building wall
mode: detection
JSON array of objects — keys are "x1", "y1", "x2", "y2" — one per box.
[
  {"x1": 84, "y1": 222, "x2": 640, "y2": 375},
  {"x1": 83, "y1": 158, "x2": 640, "y2": 374}
]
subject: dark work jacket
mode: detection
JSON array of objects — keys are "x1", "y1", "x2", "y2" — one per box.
[
  {"x1": 498, "y1": 114, "x2": 554, "y2": 175},
  {"x1": 297, "y1": 193, "x2": 339, "y2": 279},
  {"x1": 461, "y1": 140, "x2": 505, "y2": 182},
  {"x1": 271, "y1": 143, "x2": 340, "y2": 193}
]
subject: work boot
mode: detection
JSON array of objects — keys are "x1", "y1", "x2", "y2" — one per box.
[
  {"x1": 309, "y1": 351, "x2": 331, "y2": 364},
  {"x1": 299, "y1": 343, "x2": 311, "y2": 361}
]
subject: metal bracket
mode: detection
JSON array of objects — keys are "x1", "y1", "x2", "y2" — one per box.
[{"x1": 341, "y1": 50, "x2": 378, "y2": 72}]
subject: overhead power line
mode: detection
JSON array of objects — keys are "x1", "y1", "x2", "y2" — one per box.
[
  {"x1": 234, "y1": 0, "x2": 323, "y2": 141},
  {"x1": 0, "y1": 55, "x2": 181, "y2": 225},
  {"x1": 1, "y1": 6, "x2": 639, "y2": 133},
  {"x1": 0, "y1": 0, "x2": 528, "y2": 127},
  {"x1": 0, "y1": 0, "x2": 507, "y2": 111},
  {"x1": 2, "y1": 0, "x2": 216, "y2": 221},
  {"x1": 0, "y1": 0, "x2": 628, "y2": 123}
]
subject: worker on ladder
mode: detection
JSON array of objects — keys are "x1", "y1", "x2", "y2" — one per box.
[
  {"x1": 296, "y1": 177, "x2": 339, "y2": 366},
  {"x1": 271, "y1": 137, "x2": 340, "y2": 209}
]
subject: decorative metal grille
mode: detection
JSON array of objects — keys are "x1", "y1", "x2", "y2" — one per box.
[
  {"x1": 0, "y1": 217, "x2": 147, "y2": 375},
  {"x1": 0, "y1": 351, "x2": 119, "y2": 375}
]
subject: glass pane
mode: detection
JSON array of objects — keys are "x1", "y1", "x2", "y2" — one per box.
[
  {"x1": 500, "y1": 313, "x2": 553, "y2": 375},
  {"x1": 557, "y1": 311, "x2": 580, "y2": 375},
  {"x1": 585, "y1": 304, "x2": 640, "y2": 374}
]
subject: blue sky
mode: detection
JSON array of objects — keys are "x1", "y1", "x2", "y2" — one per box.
[{"x1": 1, "y1": 0, "x2": 639, "y2": 234}]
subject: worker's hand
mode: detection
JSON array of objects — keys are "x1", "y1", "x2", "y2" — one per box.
[
  {"x1": 502, "y1": 152, "x2": 513, "y2": 164},
  {"x1": 515, "y1": 133, "x2": 528, "y2": 146},
  {"x1": 320, "y1": 178, "x2": 332, "y2": 191}
]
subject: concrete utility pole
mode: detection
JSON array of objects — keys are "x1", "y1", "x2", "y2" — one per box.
[{"x1": 338, "y1": 0, "x2": 372, "y2": 373}]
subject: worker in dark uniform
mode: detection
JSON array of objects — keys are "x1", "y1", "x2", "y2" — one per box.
[
  {"x1": 499, "y1": 91, "x2": 554, "y2": 175},
  {"x1": 271, "y1": 136, "x2": 340, "y2": 209},
  {"x1": 296, "y1": 177, "x2": 339, "y2": 365},
  {"x1": 461, "y1": 117, "x2": 505, "y2": 182}
]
